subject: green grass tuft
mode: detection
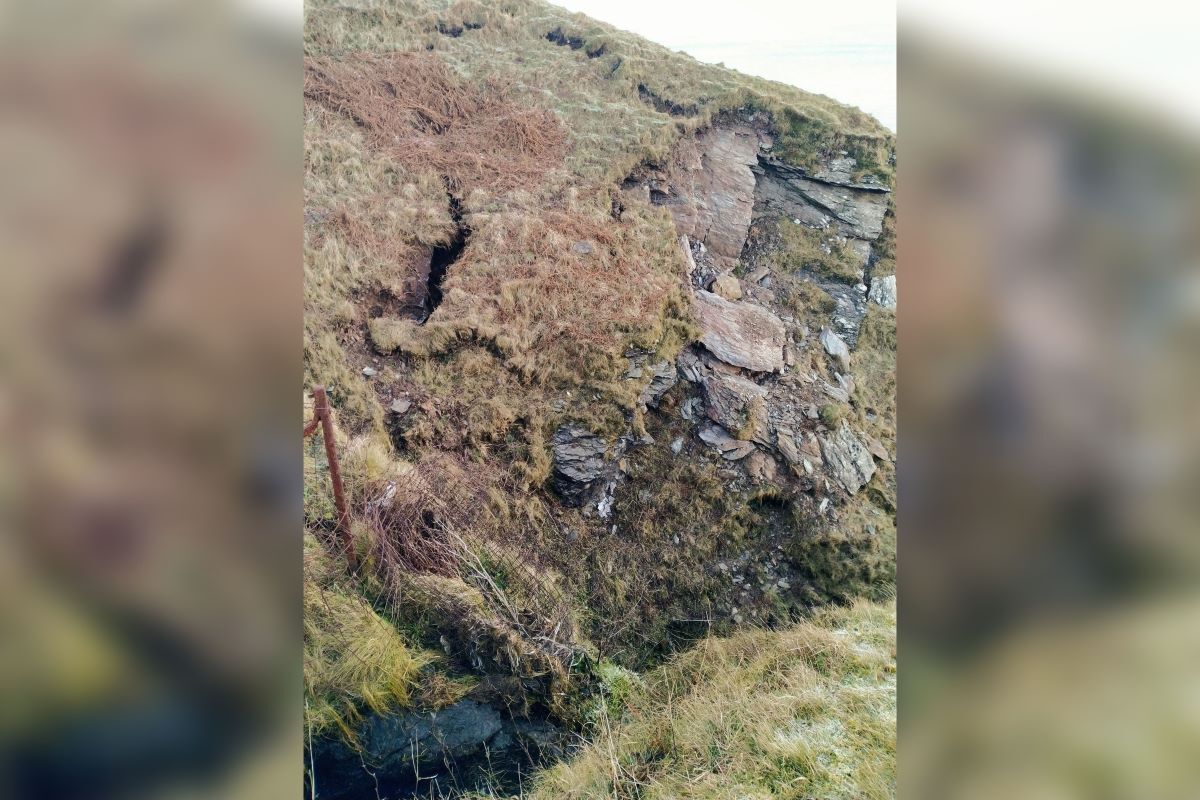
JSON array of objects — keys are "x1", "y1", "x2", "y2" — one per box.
[{"x1": 528, "y1": 599, "x2": 896, "y2": 799}]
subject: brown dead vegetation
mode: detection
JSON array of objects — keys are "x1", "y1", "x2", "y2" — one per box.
[{"x1": 304, "y1": 52, "x2": 568, "y2": 196}]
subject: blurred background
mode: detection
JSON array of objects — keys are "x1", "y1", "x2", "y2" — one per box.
[
  {"x1": 900, "y1": 1, "x2": 1200, "y2": 797},
  {"x1": 0, "y1": 0, "x2": 300, "y2": 797}
]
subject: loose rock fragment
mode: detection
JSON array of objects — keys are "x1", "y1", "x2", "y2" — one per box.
[
  {"x1": 818, "y1": 421, "x2": 876, "y2": 494},
  {"x1": 694, "y1": 290, "x2": 786, "y2": 373}
]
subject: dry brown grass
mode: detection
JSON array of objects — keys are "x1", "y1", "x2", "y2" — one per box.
[
  {"x1": 386, "y1": 198, "x2": 692, "y2": 381},
  {"x1": 305, "y1": 51, "x2": 568, "y2": 196}
]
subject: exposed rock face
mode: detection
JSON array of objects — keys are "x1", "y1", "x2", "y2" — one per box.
[
  {"x1": 811, "y1": 155, "x2": 889, "y2": 190},
  {"x1": 820, "y1": 327, "x2": 851, "y2": 371},
  {"x1": 694, "y1": 290, "x2": 786, "y2": 373},
  {"x1": 637, "y1": 360, "x2": 678, "y2": 408},
  {"x1": 698, "y1": 423, "x2": 756, "y2": 460},
  {"x1": 551, "y1": 425, "x2": 610, "y2": 506},
  {"x1": 818, "y1": 421, "x2": 876, "y2": 494},
  {"x1": 701, "y1": 369, "x2": 769, "y2": 443},
  {"x1": 744, "y1": 450, "x2": 778, "y2": 483},
  {"x1": 777, "y1": 426, "x2": 823, "y2": 476},
  {"x1": 868, "y1": 274, "x2": 897, "y2": 310},
  {"x1": 309, "y1": 700, "x2": 565, "y2": 800},
  {"x1": 754, "y1": 157, "x2": 889, "y2": 241},
  {"x1": 651, "y1": 126, "x2": 762, "y2": 268}
]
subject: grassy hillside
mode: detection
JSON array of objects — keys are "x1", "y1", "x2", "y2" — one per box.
[
  {"x1": 303, "y1": 0, "x2": 896, "y2": 793},
  {"x1": 486, "y1": 599, "x2": 896, "y2": 799}
]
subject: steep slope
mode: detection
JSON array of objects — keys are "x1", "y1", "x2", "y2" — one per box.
[{"x1": 303, "y1": 1, "x2": 895, "y2": 796}]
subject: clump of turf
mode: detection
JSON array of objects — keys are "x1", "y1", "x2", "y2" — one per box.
[{"x1": 303, "y1": 534, "x2": 429, "y2": 742}]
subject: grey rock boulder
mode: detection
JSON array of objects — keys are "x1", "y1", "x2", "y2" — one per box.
[
  {"x1": 638, "y1": 360, "x2": 678, "y2": 408},
  {"x1": 309, "y1": 699, "x2": 566, "y2": 800},
  {"x1": 701, "y1": 370, "x2": 769, "y2": 444},
  {"x1": 818, "y1": 421, "x2": 876, "y2": 494},
  {"x1": 698, "y1": 424, "x2": 756, "y2": 460},
  {"x1": 551, "y1": 425, "x2": 609, "y2": 506},
  {"x1": 694, "y1": 290, "x2": 786, "y2": 373},
  {"x1": 811, "y1": 155, "x2": 890, "y2": 191},
  {"x1": 868, "y1": 274, "x2": 896, "y2": 310},
  {"x1": 819, "y1": 327, "x2": 851, "y2": 371},
  {"x1": 754, "y1": 158, "x2": 889, "y2": 240}
]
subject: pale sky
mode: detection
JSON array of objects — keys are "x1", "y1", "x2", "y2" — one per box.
[
  {"x1": 552, "y1": 0, "x2": 897, "y2": 131},
  {"x1": 902, "y1": 0, "x2": 1200, "y2": 134}
]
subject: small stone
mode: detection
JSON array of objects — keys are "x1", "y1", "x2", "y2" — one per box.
[
  {"x1": 819, "y1": 327, "x2": 851, "y2": 371},
  {"x1": 362, "y1": 366, "x2": 378, "y2": 377},
  {"x1": 390, "y1": 398, "x2": 412, "y2": 415},
  {"x1": 868, "y1": 274, "x2": 897, "y2": 310},
  {"x1": 821, "y1": 381, "x2": 851, "y2": 403},
  {"x1": 818, "y1": 420, "x2": 877, "y2": 494},
  {"x1": 572, "y1": 240, "x2": 595, "y2": 255},
  {"x1": 745, "y1": 450, "x2": 778, "y2": 483},
  {"x1": 671, "y1": 437, "x2": 684, "y2": 455},
  {"x1": 698, "y1": 424, "x2": 755, "y2": 460},
  {"x1": 676, "y1": 348, "x2": 704, "y2": 383},
  {"x1": 710, "y1": 272, "x2": 743, "y2": 301},
  {"x1": 746, "y1": 266, "x2": 770, "y2": 284},
  {"x1": 867, "y1": 437, "x2": 890, "y2": 461},
  {"x1": 637, "y1": 360, "x2": 677, "y2": 408}
]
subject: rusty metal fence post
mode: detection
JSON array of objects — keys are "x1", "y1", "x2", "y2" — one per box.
[{"x1": 305, "y1": 385, "x2": 358, "y2": 572}]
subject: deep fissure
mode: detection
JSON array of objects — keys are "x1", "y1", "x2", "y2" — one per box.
[
  {"x1": 637, "y1": 83, "x2": 697, "y2": 117},
  {"x1": 545, "y1": 27, "x2": 584, "y2": 49},
  {"x1": 421, "y1": 195, "x2": 467, "y2": 323}
]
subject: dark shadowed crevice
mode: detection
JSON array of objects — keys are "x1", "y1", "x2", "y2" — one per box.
[
  {"x1": 421, "y1": 194, "x2": 468, "y2": 323},
  {"x1": 637, "y1": 84, "x2": 697, "y2": 117},
  {"x1": 545, "y1": 27, "x2": 584, "y2": 49}
]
